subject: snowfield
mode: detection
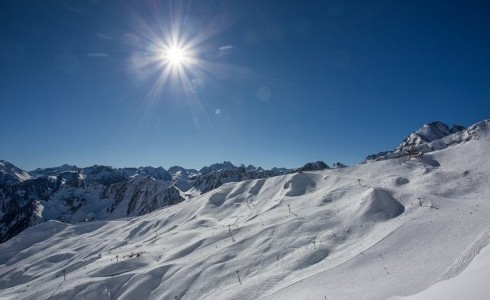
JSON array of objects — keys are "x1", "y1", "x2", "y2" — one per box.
[{"x1": 0, "y1": 120, "x2": 489, "y2": 300}]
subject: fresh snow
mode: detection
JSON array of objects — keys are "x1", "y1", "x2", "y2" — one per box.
[{"x1": 0, "y1": 120, "x2": 489, "y2": 300}]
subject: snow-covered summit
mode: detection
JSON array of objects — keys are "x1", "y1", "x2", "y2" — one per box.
[
  {"x1": 168, "y1": 166, "x2": 199, "y2": 180},
  {"x1": 0, "y1": 160, "x2": 31, "y2": 185},
  {"x1": 198, "y1": 161, "x2": 236, "y2": 175},
  {"x1": 395, "y1": 121, "x2": 466, "y2": 152},
  {"x1": 366, "y1": 120, "x2": 487, "y2": 161}
]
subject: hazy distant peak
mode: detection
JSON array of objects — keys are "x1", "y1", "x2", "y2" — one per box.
[
  {"x1": 29, "y1": 164, "x2": 80, "y2": 178},
  {"x1": 332, "y1": 162, "x2": 348, "y2": 168},
  {"x1": 0, "y1": 160, "x2": 31, "y2": 185},
  {"x1": 199, "y1": 161, "x2": 236, "y2": 175},
  {"x1": 296, "y1": 161, "x2": 330, "y2": 172}
]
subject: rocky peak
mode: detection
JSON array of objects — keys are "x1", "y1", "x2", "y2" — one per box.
[
  {"x1": 0, "y1": 160, "x2": 31, "y2": 185},
  {"x1": 332, "y1": 162, "x2": 348, "y2": 168},
  {"x1": 296, "y1": 161, "x2": 330, "y2": 172},
  {"x1": 198, "y1": 161, "x2": 236, "y2": 175},
  {"x1": 395, "y1": 121, "x2": 466, "y2": 152},
  {"x1": 29, "y1": 164, "x2": 80, "y2": 178}
]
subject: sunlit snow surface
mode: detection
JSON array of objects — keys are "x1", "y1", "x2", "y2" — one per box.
[
  {"x1": 1, "y1": 122, "x2": 489, "y2": 300},
  {"x1": 392, "y1": 239, "x2": 490, "y2": 300}
]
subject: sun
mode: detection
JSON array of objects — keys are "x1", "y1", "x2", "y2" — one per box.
[
  {"x1": 163, "y1": 46, "x2": 188, "y2": 66},
  {"x1": 167, "y1": 47, "x2": 184, "y2": 64}
]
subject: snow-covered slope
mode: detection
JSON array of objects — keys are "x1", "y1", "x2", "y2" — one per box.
[
  {"x1": 1, "y1": 120, "x2": 489, "y2": 300},
  {"x1": 392, "y1": 239, "x2": 490, "y2": 300}
]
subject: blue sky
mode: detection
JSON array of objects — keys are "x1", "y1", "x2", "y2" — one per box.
[{"x1": 1, "y1": 0, "x2": 489, "y2": 171}]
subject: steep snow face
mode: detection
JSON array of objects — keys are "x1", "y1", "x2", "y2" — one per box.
[
  {"x1": 0, "y1": 160, "x2": 31, "y2": 185},
  {"x1": 1, "y1": 120, "x2": 489, "y2": 300}
]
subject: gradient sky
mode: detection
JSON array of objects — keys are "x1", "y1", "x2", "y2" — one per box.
[{"x1": 1, "y1": 0, "x2": 489, "y2": 171}]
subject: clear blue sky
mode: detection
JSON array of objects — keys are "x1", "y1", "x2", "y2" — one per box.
[{"x1": 1, "y1": 0, "x2": 489, "y2": 171}]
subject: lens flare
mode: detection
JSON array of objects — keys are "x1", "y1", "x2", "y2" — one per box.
[{"x1": 126, "y1": 2, "x2": 287, "y2": 129}]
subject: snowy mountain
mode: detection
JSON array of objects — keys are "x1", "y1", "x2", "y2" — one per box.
[
  {"x1": 295, "y1": 160, "x2": 329, "y2": 172},
  {"x1": 0, "y1": 169, "x2": 184, "y2": 243},
  {"x1": 168, "y1": 166, "x2": 199, "y2": 180},
  {"x1": 168, "y1": 162, "x2": 295, "y2": 194},
  {"x1": 191, "y1": 162, "x2": 286, "y2": 194},
  {"x1": 395, "y1": 121, "x2": 466, "y2": 152},
  {"x1": 29, "y1": 164, "x2": 81, "y2": 178},
  {"x1": 1, "y1": 161, "x2": 302, "y2": 242},
  {"x1": 365, "y1": 121, "x2": 470, "y2": 161},
  {"x1": 332, "y1": 162, "x2": 348, "y2": 168},
  {"x1": 198, "y1": 161, "x2": 236, "y2": 175},
  {"x1": 0, "y1": 119, "x2": 488, "y2": 299},
  {"x1": 0, "y1": 160, "x2": 31, "y2": 185},
  {"x1": 0, "y1": 119, "x2": 489, "y2": 300}
]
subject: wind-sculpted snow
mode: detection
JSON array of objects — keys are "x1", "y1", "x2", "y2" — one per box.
[{"x1": 352, "y1": 188, "x2": 405, "y2": 222}]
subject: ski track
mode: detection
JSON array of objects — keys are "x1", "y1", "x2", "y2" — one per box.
[{"x1": 438, "y1": 225, "x2": 490, "y2": 281}]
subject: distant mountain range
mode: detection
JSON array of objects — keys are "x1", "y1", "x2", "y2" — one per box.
[
  {"x1": 0, "y1": 119, "x2": 482, "y2": 244},
  {"x1": 0, "y1": 158, "x2": 341, "y2": 243}
]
